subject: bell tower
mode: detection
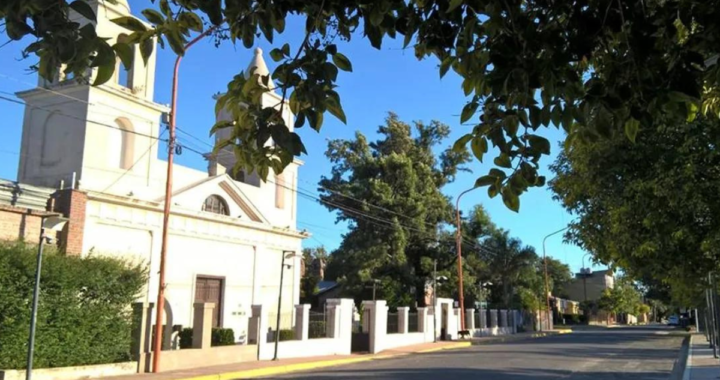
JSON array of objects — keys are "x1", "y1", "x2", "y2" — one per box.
[{"x1": 16, "y1": 0, "x2": 169, "y2": 197}]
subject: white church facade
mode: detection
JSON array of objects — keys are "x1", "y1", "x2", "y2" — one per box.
[{"x1": 7, "y1": 0, "x2": 306, "y2": 344}]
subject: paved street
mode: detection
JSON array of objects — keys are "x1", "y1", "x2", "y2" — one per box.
[{"x1": 263, "y1": 327, "x2": 685, "y2": 380}]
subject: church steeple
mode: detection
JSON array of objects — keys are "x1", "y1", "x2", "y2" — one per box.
[
  {"x1": 16, "y1": 0, "x2": 168, "y2": 196},
  {"x1": 245, "y1": 48, "x2": 275, "y2": 90}
]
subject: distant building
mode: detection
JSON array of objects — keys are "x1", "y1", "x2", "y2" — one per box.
[{"x1": 563, "y1": 269, "x2": 614, "y2": 303}]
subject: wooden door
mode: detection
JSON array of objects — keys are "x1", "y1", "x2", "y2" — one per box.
[{"x1": 194, "y1": 276, "x2": 223, "y2": 327}]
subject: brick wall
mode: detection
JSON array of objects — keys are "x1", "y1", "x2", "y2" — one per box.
[
  {"x1": 0, "y1": 205, "x2": 46, "y2": 243},
  {"x1": 53, "y1": 189, "x2": 87, "y2": 256}
]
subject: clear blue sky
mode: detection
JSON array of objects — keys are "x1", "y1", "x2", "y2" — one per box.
[{"x1": 0, "y1": 8, "x2": 603, "y2": 274}]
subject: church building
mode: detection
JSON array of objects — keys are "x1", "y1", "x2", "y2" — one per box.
[{"x1": 2, "y1": 0, "x2": 306, "y2": 343}]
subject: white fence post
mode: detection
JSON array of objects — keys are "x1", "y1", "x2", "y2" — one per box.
[
  {"x1": 398, "y1": 307, "x2": 409, "y2": 334},
  {"x1": 295, "y1": 304, "x2": 310, "y2": 341}
]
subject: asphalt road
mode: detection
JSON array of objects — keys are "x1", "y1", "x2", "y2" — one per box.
[{"x1": 264, "y1": 326, "x2": 685, "y2": 380}]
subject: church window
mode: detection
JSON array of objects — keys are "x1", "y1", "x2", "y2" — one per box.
[
  {"x1": 111, "y1": 118, "x2": 135, "y2": 169},
  {"x1": 275, "y1": 173, "x2": 285, "y2": 209},
  {"x1": 202, "y1": 195, "x2": 229, "y2": 215},
  {"x1": 117, "y1": 44, "x2": 134, "y2": 88}
]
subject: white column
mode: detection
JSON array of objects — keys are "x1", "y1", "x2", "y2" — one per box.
[
  {"x1": 363, "y1": 300, "x2": 387, "y2": 354},
  {"x1": 417, "y1": 307, "x2": 429, "y2": 334},
  {"x1": 251, "y1": 246, "x2": 262, "y2": 304},
  {"x1": 398, "y1": 307, "x2": 409, "y2": 334},
  {"x1": 466, "y1": 308, "x2": 475, "y2": 331},
  {"x1": 295, "y1": 304, "x2": 310, "y2": 341},
  {"x1": 252, "y1": 304, "x2": 270, "y2": 360}
]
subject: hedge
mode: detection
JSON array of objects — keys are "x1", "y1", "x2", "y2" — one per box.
[
  {"x1": 178, "y1": 327, "x2": 235, "y2": 348},
  {"x1": 0, "y1": 242, "x2": 147, "y2": 369}
]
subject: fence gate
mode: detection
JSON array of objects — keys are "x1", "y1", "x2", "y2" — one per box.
[{"x1": 351, "y1": 308, "x2": 370, "y2": 352}]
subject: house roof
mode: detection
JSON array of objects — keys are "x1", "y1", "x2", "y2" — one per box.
[
  {"x1": 318, "y1": 280, "x2": 339, "y2": 294},
  {"x1": 0, "y1": 179, "x2": 54, "y2": 211}
]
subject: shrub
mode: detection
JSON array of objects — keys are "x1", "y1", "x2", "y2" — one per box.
[
  {"x1": 0, "y1": 241, "x2": 147, "y2": 369},
  {"x1": 179, "y1": 328, "x2": 193, "y2": 349},
  {"x1": 178, "y1": 327, "x2": 236, "y2": 347},
  {"x1": 279, "y1": 329, "x2": 295, "y2": 341},
  {"x1": 308, "y1": 321, "x2": 326, "y2": 338},
  {"x1": 211, "y1": 328, "x2": 235, "y2": 346}
]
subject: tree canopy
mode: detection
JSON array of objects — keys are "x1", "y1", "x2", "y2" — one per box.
[
  {"x1": 7, "y1": 0, "x2": 720, "y2": 211},
  {"x1": 550, "y1": 117, "x2": 720, "y2": 306},
  {"x1": 321, "y1": 113, "x2": 470, "y2": 306}
]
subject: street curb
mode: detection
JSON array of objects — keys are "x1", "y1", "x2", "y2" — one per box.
[
  {"x1": 417, "y1": 342, "x2": 472, "y2": 353},
  {"x1": 681, "y1": 335, "x2": 693, "y2": 380},
  {"x1": 469, "y1": 329, "x2": 572, "y2": 345},
  {"x1": 174, "y1": 342, "x2": 473, "y2": 380},
  {"x1": 670, "y1": 334, "x2": 691, "y2": 380}
]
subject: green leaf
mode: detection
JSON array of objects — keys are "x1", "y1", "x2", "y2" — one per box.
[
  {"x1": 447, "y1": 0, "x2": 464, "y2": 12},
  {"x1": 270, "y1": 48, "x2": 285, "y2": 62},
  {"x1": 489, "y1": 168, "x2": 506, "y2": 179},
  {"x1": 111, "y1": 17, "x2": 148, "y2": 32},
  {"x1": 70, "y1": 1, "x2": 96, "y2": 21},
  {"x1": 166, "y1": 29, "x2": 186, "y2": 56},
  {"x1": 488, "y1": 184, "x2": 499, "y2": 198},
  {"x1": 160, "y1": 0, "x2": 172, "y2": 17},
  {"x1": 529, "y1": 106, "x2": 541, "y2": 128},
  {"x1": 452, "y1": 134, "x2": 472, "y2": 153},
  {"x1": 501, "y1": 186, "x2": 520, "y2": 212},
  {"x1": 140, "y1": 37, "x2": 154, "y2": 65},
  {"x1": 113, "y1": 43, "x2": 133, "y2": 70},
  {"x1": 541, "y1": 106, "x2": 551, "y2": 127},
  {"x1": 180, "y1": 12, "x2": 204, "y2": 32},
  {"x1": 503, "y1": 115, "x2": 519, "y2": 136},
  {"x1": 474, "y1": 175, "x2": 495, "y2": 187},
  {"x1": 440, "y1": 56, "x2": 454, "y2": 78},
  {"x1": 326, "y1": 95, "x2": 347, "y2": 124},
  {"x1": 460, "y1": 102, "x2": 479, "y2": 123},
  {"x1": 624, "y1": 117, "x2": 640, "y2": 143},
  {"x1": 470, "y1": 136, "x2": 488, "y2": 162},
  {"x1": 527, "y1": 135, "x2": 551, "y2": 155},
  {"x1": 93, "y1": 63, "x2": 115, "y2": 85},
  {"x1": 493, "y1": 154, "x2": 512, "y2": 168},
  {"x1": 332, "y1": 53, "x2": 353, "y2": 72},
  {"x1": 142, "y1": 9, "x2": 165, "y2": 25},
  {"x1": 282, "y1": 43, "x2": 291, "y2": 56},
  {"x1": 307, "y1": 110, "x2": 324, "y2": 131},
  {"x1": 92, "y1": 40, "x2": 115, "y2": 67}
]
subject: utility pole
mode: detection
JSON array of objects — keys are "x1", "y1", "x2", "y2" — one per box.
[
  {"x1": 455, "y1": 186, "x2": 479, "y2": 330},
  {"x1": 274, "y1": 251, "x2": 298, "y2": 360},
  {"x1": 541, "y1": 226, "x2": 568, "y2": 331},
  {"x1": 152, "y1": 25, "x2": 218, "y2": 373},
  {"x1": 433, "y1": 259, "x2": 438, "y2": 343}
]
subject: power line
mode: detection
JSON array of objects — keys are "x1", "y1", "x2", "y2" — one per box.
[
  {"x1": 101, "y1": 128, "x2": 168, "y2": 193},
  {"x1": 0, "y1": 94, "x2": 167, "y2": 142}
]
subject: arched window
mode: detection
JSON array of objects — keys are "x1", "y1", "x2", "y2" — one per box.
[
  {"x1": 275, "y1": 173, "x2": 285, "y2": 209},
  {"x1": 202, "y1": 195, "x2": 229, "y2": 215},
  {"x1": 111, "y1": 118, "x2": 135, "y2": 169}
]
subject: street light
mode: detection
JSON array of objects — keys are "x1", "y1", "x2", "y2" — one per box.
[
  {"x1": 541, "y1": 226, "x2": 569, "y2": 332},
  {"x1": 273, "y1": 250, "x2": 300, "y2": 361},
  {"x1": 366, "y1": 279, "x2": 382, "y2": 301},
  {"x1": 26, "y1": 215, "x2": 68, "y2": 380},
  {"x1": 454, "y1": 186, "x2": 480, "y2": 330}
]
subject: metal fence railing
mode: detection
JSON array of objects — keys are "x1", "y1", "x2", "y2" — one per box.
[
  {"x1": 309, "y1": 311, "x2": 327, "y2": 339},
  {"x1": 474, "y1": 310, "x2": 482, "y2": 329},
  {"x1": 387, "y1": 312, "x2": 399, "y2": 334},
  {"x1": 408, "y1": 312, "x2": 419, "y2": 332}
]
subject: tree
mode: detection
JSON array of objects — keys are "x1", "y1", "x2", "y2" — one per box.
[
  {"x1": 545, "y1": 257, "x2": 573, "y2": 299},
  {"x1": 550, "y1": 118, "x2": 720, "y2": 305},
  {"x1": 8, "y1": 0, "x2": 720, "y2": 211},
  {"x1": 300, "y1": 246, "x2": 328, "y2": 303},
  {"x1": 597, "y1": 277, "x2": 643, "y2": 323},
  {"x1": 475, "y1": 230, "x2": 539, "y2": 309},
  {"x1": 321, "y1": 113, "x2": 469, "y2": 307}
]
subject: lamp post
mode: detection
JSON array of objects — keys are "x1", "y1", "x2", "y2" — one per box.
[
  {"x1": 273, "y1": 250, "x2": 300, "y2": 361},
  {"x1": 454, "y1": 186, "x2": 479, "y2": 330},
  {"x1": 433, "y1": 259, "x2": 438, "y2": 343},
  {"x1": 26, "y1": 215, "x2": 68, "y2": 380},
  {"x1": 541, "y1": 226, "x2": 569, "y2": 332}
]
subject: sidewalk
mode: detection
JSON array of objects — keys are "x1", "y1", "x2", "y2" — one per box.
[
  {"x1": 107, "y1": 341, "x2": 470, "y2": 380},
  {"x1": 684, "y1": 333, "x2": 720, "y2": 380}
]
